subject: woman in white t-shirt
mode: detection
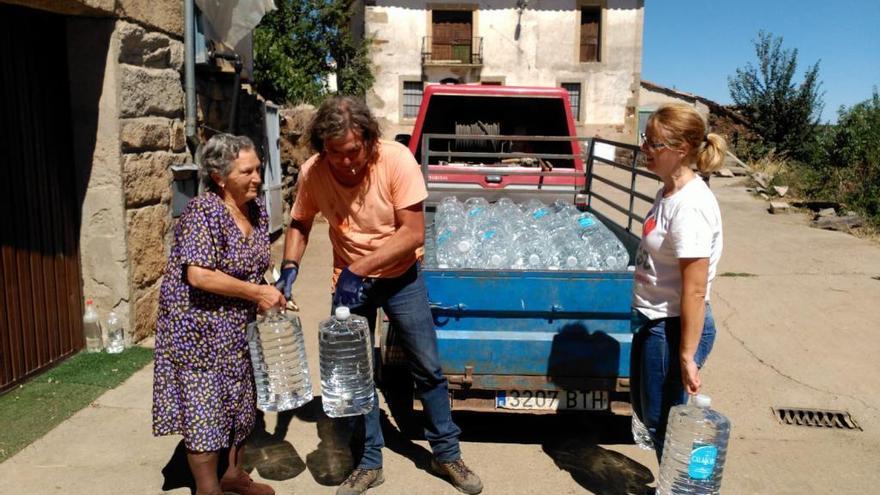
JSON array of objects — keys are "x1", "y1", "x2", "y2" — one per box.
[{"x1": 631, "y1": 104, "x2": 728, "y2": 460}]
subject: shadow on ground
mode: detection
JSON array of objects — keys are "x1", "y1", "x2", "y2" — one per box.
[{"x1": 456, "y1": 411, "x2": 654, "y2": 495}]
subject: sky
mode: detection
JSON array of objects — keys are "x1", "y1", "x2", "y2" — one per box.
[{"x1": 642, "y1": 0, "x2": 880, "y2": 123}]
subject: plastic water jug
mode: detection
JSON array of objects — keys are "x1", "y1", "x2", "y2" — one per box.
[
  {"x1": 631, "y1": 414, "x2": 655, "y2": 450},
  {"x1": 657, "y1": 394, "x2": 731, "y2": 495},
  {"x1": 319, "y1": 306, "x2": 375, "y2": 418},
  {"x1": 105, "y1": 311, "x2": 125, "y2": 354},
  {"x1": 247, "y1": 308, "x2": 313, "y2": 412}
]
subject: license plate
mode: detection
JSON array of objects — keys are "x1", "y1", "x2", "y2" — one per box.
[{"x1": 495, "y1": 389, "x2": 609, "y2": 411}]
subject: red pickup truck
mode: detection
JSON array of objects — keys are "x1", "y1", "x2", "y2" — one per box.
[{"x1": 400, "y1": 84, "x2": 586, "y2": 192}]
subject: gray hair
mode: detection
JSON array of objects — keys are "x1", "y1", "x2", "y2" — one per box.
[{"x1": 197, "y1": 133, "x2": 256, "y2": 191}]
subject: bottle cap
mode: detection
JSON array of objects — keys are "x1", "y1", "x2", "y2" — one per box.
[
  {"x1": 86, "y1": 299, "x2": 93, "y2": 305},
  {"x1": 334, "y1": 306, "x2": 351, "y2": 320},
  {"x1": 694, "y1": 394, "x2": 711, "y2": 408}
]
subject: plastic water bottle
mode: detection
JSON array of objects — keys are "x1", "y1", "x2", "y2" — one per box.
[
  {"x1": 436, "y1": 197, "x2": 466, "y2": 233},
  {"x1": 631, "y1": 414, "x2": 655, "y2": 450},
  {"x1": 469, "y1": 227, "x2": 512, "y2": 268},
  {"x1": 435, "y1": 227, "x2": 473, "y2": 269},
  {"x1": 83, "y1": 299, "x2": 102, "y2": 353},
  {"x1": 657, "y1": 394, "x2": 731, "y2": 495},
  {"x1": 105, "y1": 311, "x2": 125, "y2": 354},
  {"x1": 319, "y1": 306, "x2": 375, "y2": 418},
  {"x1": 247, "y1": 308, "x2": 313, "y2": 412}
]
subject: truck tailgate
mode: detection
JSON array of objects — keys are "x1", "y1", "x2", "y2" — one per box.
[{"x1": 424, "y1": 269, "x2": 634, "y2": 380}]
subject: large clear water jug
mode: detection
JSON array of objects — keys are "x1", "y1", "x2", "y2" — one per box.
[
  {"x1": 631, "y1": 414, "x2": 655, "y2": 450},
  {"x1": 319, "y1": 306, "x2": 375, "y2": 418},
  {"x1": 657, "y1": 394, "x2": 731, "y2": 495},
  {"x1": 247, "y1": 308, "x2": 313, "y2": 412}
]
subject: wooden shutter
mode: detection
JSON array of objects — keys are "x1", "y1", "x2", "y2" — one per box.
[{"x1": 580, "y1": 8, "x2": 601, "y2": 62}]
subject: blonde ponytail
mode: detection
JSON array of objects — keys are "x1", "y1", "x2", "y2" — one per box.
[{"x1": 696, "y1": 133, "x2": 728, "y2": 175}]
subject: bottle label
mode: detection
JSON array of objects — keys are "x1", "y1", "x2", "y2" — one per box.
[
  {"x1": 533, "y1": 209, "x2": 547, "y2": 219},
  {"x1": 688, "y1": 442, "x2": 717, "y2": 480},
  {"x1": 469, "y1": 207, "x2": 483, "y2": 217},
  {"x1": 578, "y1": 217, "x2": 595, "y2": 228},
  {"x1": 483, "y1": 229, "x2": 496, "y2": 240}
]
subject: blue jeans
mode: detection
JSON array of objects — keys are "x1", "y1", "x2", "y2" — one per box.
[
  {"x1": 630, "y1": 303, "x2": 716, "y2": 461},
  {"x1": 331, "y1": 263, "x2": 461, "y2": 469}
]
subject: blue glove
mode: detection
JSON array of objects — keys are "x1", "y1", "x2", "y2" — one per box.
[
  {"x1": 333, "y1": 267, "x2": 366, "y2": 308},
  {"x1": 275, "y1": 262, "x2": 299, "y2": 300}
]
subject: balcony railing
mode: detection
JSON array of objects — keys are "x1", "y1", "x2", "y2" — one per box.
[{"x1": 422, "y1": 36, "x2": 483, "y2": 65}]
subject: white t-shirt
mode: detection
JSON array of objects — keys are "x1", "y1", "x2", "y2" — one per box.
[{"x1": 632, "y1": 177, "x2": 723, "y2": 320}]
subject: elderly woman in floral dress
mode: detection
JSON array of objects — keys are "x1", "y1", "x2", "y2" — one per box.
[{"x1": 152, "y1": 134, "x2": 285, "y2": 495}]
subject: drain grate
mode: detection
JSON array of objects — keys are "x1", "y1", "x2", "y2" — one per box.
[{"x1": 772, "y1": 407, "x2": 861, "y2": 430}]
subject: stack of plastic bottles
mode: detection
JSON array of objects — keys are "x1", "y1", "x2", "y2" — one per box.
[{"x1": 427, "y1": 196, "x2": 630, "y2": 271}]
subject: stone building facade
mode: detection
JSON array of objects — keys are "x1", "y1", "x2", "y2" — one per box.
[
  {"x1": 2, "y1": 0, "x2": 264, "y2": 343},
  {"x1": 364, "y1": 0, "x2": 644, "y2": 142}
]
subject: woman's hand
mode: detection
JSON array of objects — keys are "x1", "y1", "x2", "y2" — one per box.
[
  {"x1": 255, "y1": 284, "x2": 286, "y2": 312},
  {"x1": 681, "y1": 356, "x2": 701, "y2": 395}
]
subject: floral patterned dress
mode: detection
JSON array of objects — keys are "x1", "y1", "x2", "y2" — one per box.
[{"x1": 152, "y1": 192, "x2": 270, "y2": 452}]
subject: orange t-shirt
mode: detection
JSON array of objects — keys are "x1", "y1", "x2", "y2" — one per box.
[{"x1": 291, "y1": 140, "x2": 428, "y2": 283}]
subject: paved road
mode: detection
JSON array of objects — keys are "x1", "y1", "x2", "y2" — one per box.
[{"x1": 1, "y1": 175, "x2": 877, "y2": 494}]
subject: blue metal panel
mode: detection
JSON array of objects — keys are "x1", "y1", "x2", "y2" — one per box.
[{"x1": 422, "y1": 269, "x2": 635, "y2": 379}]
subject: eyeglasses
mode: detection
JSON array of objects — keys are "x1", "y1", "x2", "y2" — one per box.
[{"x1": 640, "y1": 132, "x2": 668, "y2": 151}]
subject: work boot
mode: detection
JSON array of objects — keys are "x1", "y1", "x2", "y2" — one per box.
[
  {"x1": 335, "y1": 467, "x2": 385, "y2": 495},
  {"x1": 430, "y1": 458, "x2": 483, "y2": 494},
  {"x1": 219, "y1": 469, "x2": 275, "y2": 495}
]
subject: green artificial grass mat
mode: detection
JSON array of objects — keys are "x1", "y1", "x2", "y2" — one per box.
[{"x1": 0, "y1": 346, "x2": 154, "y2": 463}]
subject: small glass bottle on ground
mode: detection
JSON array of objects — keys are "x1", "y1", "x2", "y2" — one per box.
[{"x1": 83, "y1": 299, "x2": 102, "y2": 353}]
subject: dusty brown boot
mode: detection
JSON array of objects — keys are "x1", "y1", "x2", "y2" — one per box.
[
  {"x1": 430, "y1": 458, "x2": 483, "y2": 494},
  {"x1": 335, "y1": 468, "x2": 384, "y2": 495},
  {"x1": 219, "y1": 469, "x2": 275, "y2": 495}
]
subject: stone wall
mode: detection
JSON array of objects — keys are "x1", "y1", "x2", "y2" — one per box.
[
  {"x1": 279, "y1": 105, "x2": 316, "y2": 214},
  {"x1": 115, "y1": 19, "x2": 188, "y2": 341}
]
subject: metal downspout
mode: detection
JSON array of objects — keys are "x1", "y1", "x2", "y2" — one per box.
[{"x1": 184, "y1": 0, "x2": 197, "y2": 150}]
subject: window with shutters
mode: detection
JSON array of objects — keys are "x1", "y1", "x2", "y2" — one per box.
[
  {"x1": 561, "y1": 82, "x2": 582, "y2": 121},
  {"x1": 402, "y1": 81, "x2": 423, "y2": 119},
  {"x1": 580, "y1": 7, "x2": 601, "y2": 63}
]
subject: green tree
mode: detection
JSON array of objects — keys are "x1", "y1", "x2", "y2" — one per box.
[
  {"x1": 831, "y1": 89, "x2": 880, "y2": 221},
  {"x1": 253, "y1": 0, "x2": 373, "y2": 105},
  {"x1": 728, "y1": 31, "x2": 824, "y2": 162}
]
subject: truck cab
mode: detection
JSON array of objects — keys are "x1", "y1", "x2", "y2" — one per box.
[{"x1": 402, "y1": 84, "x2": 585, "y2": 192}]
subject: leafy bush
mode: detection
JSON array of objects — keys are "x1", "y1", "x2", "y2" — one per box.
[{"x1": 830, "y1": 90, "x2": 880, "y2": 223}]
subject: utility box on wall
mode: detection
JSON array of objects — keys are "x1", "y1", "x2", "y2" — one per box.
[
  {"x1": 171, "y1": 163, "x2": 200, "y2": 217},
  {"x1": 263, "y1": 102, "x2": 283, "y2": 233}
]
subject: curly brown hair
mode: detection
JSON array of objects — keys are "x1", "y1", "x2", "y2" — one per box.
[{"x1": 308, "y1": 95, "x2": 381, "y2": 153}]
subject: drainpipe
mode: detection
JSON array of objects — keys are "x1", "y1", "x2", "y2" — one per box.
[
  {"x1": 184, "y1": 0, "x2": 198, "y2": 150},
  {"x1": 211, "y1": 52, "x2": 243, "y2": 134}
]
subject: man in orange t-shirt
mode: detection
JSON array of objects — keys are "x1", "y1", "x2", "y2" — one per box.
[{"x1": 276, "y1": 96, "x2": 482, "y2": 495}]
